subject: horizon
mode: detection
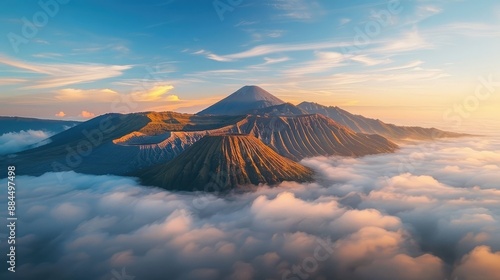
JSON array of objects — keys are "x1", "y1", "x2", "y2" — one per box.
[
  {"x1": 0, "y1": 0, "x2": 499, "y2": 128},
  {"x1": 0, "y1": 82, "x2": 495, "y2": 134}
]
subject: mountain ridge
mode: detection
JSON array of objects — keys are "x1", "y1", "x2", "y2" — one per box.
[
  {"x1": 5, "y1": 111, "x2": 398, "y2": 177},
  {"x1": 297, "y1": 102, "x2": 468, "y2": 140}
]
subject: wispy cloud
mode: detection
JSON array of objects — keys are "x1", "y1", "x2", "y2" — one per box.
[
  {"x1": 131, "y1": 85, "x2": 177, "y2": 102},
  {"x1": 246, "y1": 29, "x2": 286, "y2": 42},
  {"x1": 33, "y1": 39, "x2": 49, "y2": 45},
  {"x1": 283, "y1": 51, "x2": 345, "y2": 76},
  {"x1": 192, "y1": 49, "x2": 233, "y2": 62},
  {"x1": 375, "y1": 30, "x2": 433, "y2": 53},
  {"x1": 0, "y1": 78, "x2": 27, "y2": 85},
  {"x1": 378, "y1": 60, "x2": 424, "y2": 72},
  {"x1": 72, "y1": 42, "x2": 130, "y2": 54},
  {"x1": 234, "y1": 20, "x2": 259, "y2": 27},
  {"x1": 252, "y1": 56, "x2": 291, "y2": 67},
  {"x1": 266, "y1": 57, "x2": 290, "y2": 64},
  {"x1": 145, "y1": 95, "x2": 223, "y2": 113},
  {"x1": 145, "y1": 20, "x2": 173, "y2": 29},
  {"x1": 349, "y1": 55, "x2": 391, "y2": 66},
  {"x1": 426, "y1": 22, "x2": 500, "y2": 38},
  {"x1": 404, "y1": 5, "x2": 443, "y2": 25},
  {"x1": 32, "y1": 53, "x2": 63, "y2": 59},
  {"x1": 198, "y1": 41, "x2": 352, "y2": 62},
  {"x1": 0, "y1": 55, "x2": 132, "y2": 89},
  {"x1": 282, "y1": 52, "x2": 390, "y2": 77},
  {"x1": 194, "y1": 69, "x2": 245, "y2": 75},
  {"x1": 329, "y1": 67, "x2": 449, "y2": 85},
  {"x1": 55, "y1": 88, "x2": 120, "y2": 102},
  {"x1": 272, "y1": 0, "x2": 322, "y2": 20}
]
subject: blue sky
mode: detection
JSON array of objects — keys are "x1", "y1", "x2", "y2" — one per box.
[{"x1": 0, "y1": 0, "x2": 499, "y2": 124}]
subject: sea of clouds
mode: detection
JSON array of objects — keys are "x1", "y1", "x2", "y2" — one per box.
[
  {"x1": 1, "y1": 134, "x2": 499, "y2": 280},
  {"x1": 0, "y1": 130, "x2": 53, "y2": 155}
]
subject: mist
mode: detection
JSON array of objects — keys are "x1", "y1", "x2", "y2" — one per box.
[
  {"x1": 0, "y1": 130, "x2": 53, "y2": 155},
  {"x1": 1, "y1": 136, "x2": 499, "y2": 280}
]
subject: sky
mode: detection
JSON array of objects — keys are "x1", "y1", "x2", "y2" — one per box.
[{"x1": 0, "y1": 0, "x2": 499, "y2": 127}]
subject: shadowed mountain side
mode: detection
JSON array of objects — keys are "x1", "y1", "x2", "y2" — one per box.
[
  {"x1": 136, "y1": 135, "x2": 314, "y2": 191},
  {"x1": 3, "y1": 113, "x2": 151, "y2": 176},
  {"x1": 298, "y1": 102, "x2": 468, "y2": 140},
  {"x1": 197, "y1": 85, "x2": 285, "y2": 115}
]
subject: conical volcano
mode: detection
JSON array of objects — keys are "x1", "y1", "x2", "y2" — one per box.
[
  {"x1": 197, "y1": 85, "x2": 285, "y2": 115},
  {"x1": 137, "y1": 134, "x2": 314, "y2": 191}
]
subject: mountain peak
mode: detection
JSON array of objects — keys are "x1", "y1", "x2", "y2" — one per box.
[{"x1": 197, "y1": 86, "x2": 285, "y2": 115}]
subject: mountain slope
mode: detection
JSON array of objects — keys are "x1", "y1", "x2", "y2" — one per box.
[
  {"x1": 120, "y1": 113, "x2": 398, "y2": 164},
  {"x1": 137, "y1": 135, "x2": 314, "y2": 191},
  {"x1": 197, "y1": 85, "x2": 285, "y2": 115},
  {"x1": 6, "y1": 111, "x2": 397, "y2": 177},
  {"x1": 0, "y1": 116, "x2": 80, "y2": 135},
  {"x1": 298, "y1": 102, "x2": 467, "y2": 140},
  {"x1": 245, "y1": 103, "x2": 308, "y2": 116}
]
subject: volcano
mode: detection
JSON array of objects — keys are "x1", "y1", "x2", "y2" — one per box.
[
  {"x1": 197, "y1": 85, "x2": 285, "y2": 115},
  {"x1": 137, "y1": 134, "x2": 314, "y2": 191},
  {"x1": 6, "y1": 111, "x2": 398, "y2": 178}
]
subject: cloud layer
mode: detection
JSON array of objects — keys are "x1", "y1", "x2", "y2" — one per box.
[
  {"x1": 0, "y1": 130, "x2": 53, "y2": 155},
  {"x1": 1, "y1": 136, "x2": 499, "y2": 280}
]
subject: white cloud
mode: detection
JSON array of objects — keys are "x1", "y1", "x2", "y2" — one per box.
[
  {"x1": 55, "y1": 88, "x2": 120, "y2": 102},
  {"x1": 0, "y1": 130, "x2": 53, "y2": 155},
  {"x1": 131, "y1": 85, "x2": 177, "y2": 102},
  {"x1": 80, "y1": 110, "x2": 96, "y2": 118},
  {"x1": 2, "y1": 135, "x2": 499, "y2": 279},
  {"x1": 452, "y1": 246, "x2": 500, "y2": 280},
  {"x1": 55, "y1": 111, "x2": 66, "y2": 117}
]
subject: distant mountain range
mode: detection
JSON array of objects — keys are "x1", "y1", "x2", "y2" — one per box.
[
  {"x1": 296, "y1": 102, "x2": 465, "y2": 140},
  {"x1": 196, "y1": 85, "x2": 466, "y2": 140},
  {"x1": 1, "y1": 85, "x2": 468, "y2": 190},
  {"x1": 0, "y1": 116, "x2": 80, "y2": 135}
]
